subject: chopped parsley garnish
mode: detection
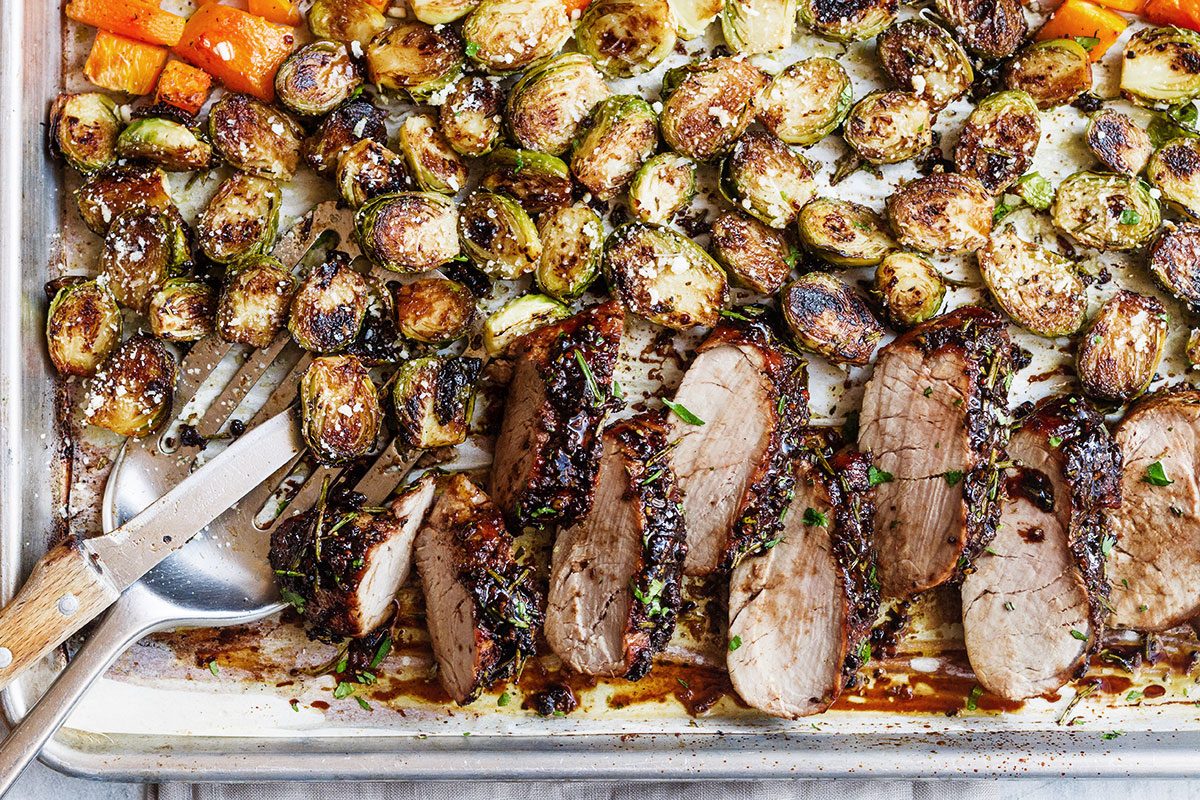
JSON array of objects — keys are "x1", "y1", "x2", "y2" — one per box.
[
  {"x1": 208, "y1": 660, "x2": 219, "y2": 676},
  {"x1": 1101, "y1": 535, "x2": 1116, "y2": 558},
  {"x1": 868, "y1": 466, "x2": 893, "y2": 487},
  {"x1": 802, "y1": 507, "x2": 829, "y2": 527},
  {"x1": 1101, "y1": 730, "x2": 1124, "y2": 741},
  {"x1": 1144, "y1": 461, "x2": 1173, "y2": 486},
  {"x1": 290, "y1": 699, "x2": 300, "y2": 712},
  {"x1": 1074, "y1": 36, "x2": 1101, "y2": 50},
  {"x1": 280, "y1": 587, "x2": 306, "y2": 614},
  {"x1": 1048, "y1": 435, "x2": 1063, "y2": 448},
  {"x1": 333, "y1": 681, "x2": 357, "y2": 700},
  {"x1": 465, "y1": 41, "x2": 479, "y2": 57},
  {"x1": 857, "y1": 641, "x2": 872, "y2": 662},
  {"x1": 966, "y1": 685, "x2": 983, "y2": 711},
  {"x1": 1126, "y1": 689, "x2": 1144, "y2": 703},
  {"x1": 370, "y1": 635, "x2": 393, "y2": 670},
  {"x1": 631, "y1": 578, "x2": 667, "y2": 617},
  {"x1": 497, "y1": 692, "x2": 512, "y2": 707},
  {"x1": 662, "y1": 398, "x2": 705, "y2": 426},
  {"x1": 1119, "y1": 209, "x2": 1142, "y2": 226},
  {"x1": 728, "y1": 635, "x2": 742, "y2": 652},
  {"x1": 513, "y1": 150, "x2": 526, "y2": 173},
  {"x1": 1070, "y1": 629, "x2": 1088, "y2": 641},
  {"x1": 923, "y1": 386, "x2": 933, "y2": 397},
  {"x1": 944, "y1": 470, "x2": 964, "y2": 487},
  {"x1": 336, "y1": 653, "x2": 349, "y2": 674}
]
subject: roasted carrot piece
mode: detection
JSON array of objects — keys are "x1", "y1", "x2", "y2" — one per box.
[
  {"x1": 1036, "y1": 0, "x2": 1128, "y2": 61},
  {"x1": 248, "y1": 0, "x2": 302, "y2": 27},
  {"x1": 84, "y1": 30, "x2": 168, "y2": 94},
  {"x1": 1089, "y1": 0, "x2": 1145, "y2": 12},
  {"x1": 1144, "y1": 0, "x2": 1200, "y2": 31},
  {"x1": 154, "y1": 59, "x2": 213, "y2": 115},
  {"x1": 563, "y1": 0, "x2": 591, "y2": 14},
  {"x1": 360, "y1": 0, "x2": 390, "y2": 10},
  {"x1": 66, "y1": 0, "x2": 186, "y2": 47},
  {"x1": 172, "y1": 3, "x2": 295, "y2": 101}
]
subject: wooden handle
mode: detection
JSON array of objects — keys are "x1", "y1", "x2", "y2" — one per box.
[{"x1": 0, "y1": 543, "x2": 120, "y2": 691}]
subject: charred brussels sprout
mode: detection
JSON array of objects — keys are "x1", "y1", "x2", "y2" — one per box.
[
  {"x1": 440, "y1": 77, "x2": 504, "y2": 158},
  {"x1": 977, "y1": 224, "x2": 1086, "y2": 337},
  {"x1": 480, "y1": 148, "x2": 574, "y2": 215},
  {"x1": 603, "y1": 223, "x2": 728, "y2": 330},
  {"x1": 309, "y1": 0, "x2": 386, "y2": 43},
  {"x1": 1086, "y1": 109, "x2": 1155, "y2": 176},
  {"x1": 1120, "y1": 26, "x2": 1200, "y2": 107},
  {"x1": 196, "y1": 172, "x2": 281, "y2": 265},
  {"x1": 1149, "y1": 101, "x2": 1200, "y2": 146},
  {"x1": 798, "y1": 198, "x2": 893, "y2": 267},
  {"x1": 482, "y1": 294, "x2": 570, "y2": 356},
  {"x1": 1149, "y1": 222, "x2": 1200, "y2": 312},
  {"x1": 780, "y1": 273, "x2": 882, "y2": 365},
  {"x1": 873, "y1": 251, "x2": 944, "y2": 330},
  {"x1": 275, "y1": 41, "x2": 362, "y2": 118},
  {"x1": 933, "y1": 0, "x2": 1026, "y2": 60},
  {"x1": 709, "y1": 211, "x2": 792, "y2": 294},
  {"x1": 463, "y1": 0, "x2": 572, "y2": 75},
  {"x1": 148, "y1": 279, "x2": 216, "y2": 342},
  {"x1": 46, "y1": 279, "x2": 121, "y2": 377},
  {"x1": 397, "y1": 113, "x2": 468, "y2": 195},
  {"x1": 288, "y1": 252, "x2": 371, "y2": 353},
  {"x1": 115, "y1": 118, "x2": 212, "y2": 172},
  {"x1": 458, "y1": 191, "x2": 542, "y2": 279},
  {"x1": 954, "y1": 90, "x2": 1042, "y2": 195},
  {"x1": 1147, "y1": 137, "x2": 1200, "y2": 218},
  {"x1": 535, "y1": 205, "x2": 604, "y2": 301},
  {"x1": 336, "y1": 139, "x2": 414, "y2": 209},
  {"x1": 1051, "y1": 171, "x2": 1161, "y2": 251},
  {"x1": 1003, "y1": 39, "x2": 1092, "y2": 110},
  {"x1": 392, "y1": 278, "x2": 477, "y2": 344},
  {"x1": 410, "y1": 0, "x2": 478, "y2": 24},
  {"x1": 721, "y1": 129, "x2": 816, "y2": 228},
  {"x1": 76, "y1": 164, "x2": 173, "y2": 235},
  {"x1": 216, "y1": 255, "x2": 298, "y2": 348},
  {"x1": 209, "y1": 94, "x2": 303, "y2": 181},
  {"x1": 83, "y1": 335, "x2": 176, "y2": 437},
  {"x1": 49, "y1": 92, "x2": 121, "y2": 173},
  {"x1": 629, "y1": 153, "x2": 696, "y2": 225},
  {"x1": 876, "y1": 20, "x2": 973, "y2": 111},
  {"x1": 300, "y1": 355, "x2": 382, "y2": 465},
  {"x1": 660, "y1": 57, "x2": 767, "y2": 161},
  {"x1": 886, "y1": 173, "x2": 993, "y2": 254},
  {"x1": 366, "y1": 21, "x2": 463, "y2": 102},
  {"x1": 577, "y1": 0, "x2": 676, "y2": 78},
  {"x1": 357, "y1": 192, "x2": 460, "y2": 273},
  {"x1": 757, "y1": 58, "x2": 852, "y2": 147},
  {"x1": 844, "y1": 91, "x2": 932, "y2": 165},
  {"x1": 571, "y1": 95, "x2": 659, "y2": 201},
  {"x1": 393, "y1": 355, "x2": 481, "y2": 448},
  {"x1": 304, "y1": 99, "x2": 387, "y2": 178},
  {"x1": 671, "y1": 0, "x2": 723, "y2": 39},
  {"x1": 1077, "y1": 291, "x2": 1168, "y2": 404},
  {"x1": 723, "y1": 0, "x2": 797, "y2": 55},
  {"x1": 99, "y1": 209, "x2": 187, "y2": 314},
  {"x1": 507, "y1": 54, "x2": 611, "y2": 156},
  {"x1": 797, "y1": 0, "x2": 896, "y2": 42}
]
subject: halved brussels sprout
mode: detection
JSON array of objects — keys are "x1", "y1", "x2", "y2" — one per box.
[
  {"x1": 440, "y1": 76, "x2": 504, "y2": 158},
  {"x1": 757, "y1": 58, "x2": 852, "y2": 147},
  {"x1": 216, "y1": 255, "x2": 298, "y2": 349},
  {"x1": 844, "y1": 91, "x2": 932, "y2": 166},
  {"x1": 397, "y1": 113, "x2": 468, "y2": 195},
  {"x1": 336, "y1": 139, "x2": 414, "y2": 209},
  {"x1": 49, "y1": 92, "x2": 121, "y2": 173},
  {"x1": 393, "y1": 355, "x2": 481, "y2": 448},
  {"x1": 1077, "y1": 291, "x2": 1168, "y2": 404},
  {"x1": 660, "y1": 57, "x2": 767, "y2": 161},
  {"x1": 1120, "y1": 26, "x2": 1200, "y2": 108},
  {"x1": 670, "y1": 0, "x2": 723, "y2": 39},
  {"x1": 1086, "y1": 109, "x2": 1155, "y2": 176},
  {"x1": 1149, "y1": 222, "x2": 1200, "y2": 312},
  {"x1": 148, "y1": 279, "x2": 216, "y2": 342},
  {"x1": 480, "y1": 148, "x2": 574, "y2": 215},
  {"x1": 780, "y1": 273, "x2": 882, "y2": 365},
  {"x1": 536, "y1": 205, "x2": 604, "y2": 301},
  {"x1": 366, "y1": 21, "x2": 463, "y2": 102},
  {"x1": 977, "y1": 224, "x2": 1085, "y2": 337},
  {"x1": 1149, "y1": 102, "x2": 1200, "y2": 147},
  {"x1": 349, "y1": 277, "x2": 404, "y2": 366},
  {"x1": 300, "y1": 354, "x2": 382, "y2": 465},
  {"x1": 288, "y1": 251, "x2": 371, "y2": 353},
  {"x1": 83, "y1": 334, "x2": 177, "y2": 438},
  {"x1": 507, "y1": 54, "x2": 611, "y2": 156},
  {"x1": 873, "y1": 251, "x2": 944, "y2": 330},
  {"x1": 1051, "y1": 171, "x2": 1162, "y2": 251},
  {"x1": 798, "y1": 198, "x2": 893, "y2": 267},
  {"x1": 1003, "y1": 39, "x2": 1092, "y2": 110},
  {"x1": 46, "y1": 279, "x2": 121, "y2": 377},
  {"x1": 196, "y1": 173, "x2": 281, "y2": 265},
  {"x1": 410, "y1": 0, "x2": 478, "y2": 24},
  {"x1": 604, "y1": 223, "x2": 728, "y2": 330},
  {"x1": 357, "y1": 192, "x2": 461, "y2": 274},
  {"x1": 115, "y1": 118, "x2": 212, "y2": 172},
  {"x1": 721, "y1": 129, "x2": 816, "y2": 228},
  {"x1": 1147, "y1": 137, "x2": 1200, "y2": 218},
  {"x1": 797, "y1": 0, "x2": 895, "y2": 42},
  {"x1": 953, "y1": 90, "x2": 1042, "y2": 195},
  {"x1": 571, "y1": 95, "x2": 659, "y2": 201},
  {"x1": 482, "y1": 294, "x2": 570, "y2": 356},
  {"x1": 458, "y1": 191, "x2": 542, "y2": 279},
  {"x1": 275, "y1": 41, "x2": 362, "y2": 118},
  {"x1": 709, "y1": 211, "x2": 792, "y2": 294},
  {"x1": 629, "y1": 153, "x2": 696, "y2": 225},
  {"x1": 99, "y1": 209, "x2": 187, "y2": 314},
  {"x1": 76, "y1": 164, "x2": 173, "y2": 235},
  {"x1": 933, "y1": 0, "x2": 1026, "y2": 60},
  {"x1": 304, "y1": 99, "x2": 387, "y2": 178},
  {"x1": 309, "y1": 0, "x2": 386, "y2": 43},
  {"x1": 886, "y1": 172, "x2": 993, "y2": 254},
  {"x1": 722, "y1": 0, "x2": 797, "y2": 54},
  {"x1": 1013, "y1": 172, "x2": 1054, "y2": 210},
  {"x1": 392, "y1": 278, "x2": 477, "y2": 344},
  {"x1": 209, "y1": 94, "x2": 303, "y2": 181},
  {"x1": 577, "y1": 0, "x2": 676, "y2": 78},
  {"x1": 463, "y1": 0, "x2": 572, "y2": 75},
  {"x1": 876, "y1": 20, "x2": 973, "y2": 111}
]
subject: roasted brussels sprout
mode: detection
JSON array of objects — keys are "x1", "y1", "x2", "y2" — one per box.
[
  {"x1": 275, "y1": 41, "x2": 362, "y2": 118},
  {"x1": 977, "y1": 224, "x2": 1085, "y2": 337},
  {"x1": 876, "y1": 20, "x2": 973, "y2": 111},
  {"x1": 480, "y1": 148, "x2": 574, "y2": 215},
  {"x1": 1149, "y1": 101, "x2": 1200, "y2": 147},
  {"x1": 797, "y1": 198, "x2": 893, "y2": 267},
  {"x1": 196, "y1": 173, "x2": 281, "y2": 265},
  {"x1": 797, "y1": 0, "x2": 895, "y2": 42},
  {"x1": 209, "y1": 94, "x2": 303, "y2": 181},
  {"x1": 336, "y1": 139, "x2": 414, "y2": 209},
  {"x1": 571, "y1": 95, "x2": 659, "y2": 201},
  {"x1": 288, "y1": 251, "x2": 371, "y2": 353},
  {"x1": 886, "y1": 173, "x2": 993, "y2": 254},
  {"x1": 300, "y1": 354, "x2": 382, "y2": 465},
  {"x1": 535, "y1": 205, "x2": 604, "y2": 301},
  {"x1": 147, "y1": 279, "x2": 216, "y2": 342},
  {"x1": 366, "y1": 21, "x2": 463, "y2": 102},
  {"x1": 49, "y1": 92, "x2": 121, "y2": 173},
  {"x1": 396, "y1": 113, "x2": 468, "y2": 196},
  {"x1": 458, "y1": 191, "x2": 542, "y2": 280},
  {"x1": 1003, "y1": 39, "x2": 1092, "y2": 110},
  {"x1": 115, "y1": 117, "x2": 212, "y2": 172},
  {"x1": 83, "y1": 334, "x2": 176, "y2": 438},
  {"x1": 1013, "y1": 172, "x2": 1054, "y2": 210},
  {"x1": 392, "y1": 278, "x2": 477, "y2": 344},
  {"x1": 933, "y1": 0, "x2": 1026, "y2": 60},
  {"x1": 604, "y1": 223, "x2": 728, "y2": 330},
  {"x1": 757, "y1": 57, "x2": 852, "y2": 147},
  {"x1": 99, "y1": 209, "x2": 187, "y2": 314},
  {"x1": 507, "y1": 54, "x2": 611, "y2": 156},
  {"x1": 844, "y1": 91, "x2": 932, "y2": 166},
  {"x1": 709, "y1": 211, "x2": 792, "y2": 294},
  {"x1": 953, "y1": 90, "x2": 1042, "y2": 195},
  {"x1": 1148, "y1": 137, "x2": 1200, "y2": 218},
  {"x1": 410, "y1": 0, "x2": 478, "y2": 24},
  {"x1": 1051, "y1": 171, "x2": 1161, "y2": 251},
  {"x1": 308, "y1": 0, "x2": 386, "y2": 43},
  {"x1": 440, "y1": 77, "x2": 505, "y2": 158},
  {"x1": 216, "y1": 255, "x2": 298, "y2": 348},
  {"x1": 46, "y1": 279, "x2": 121, "y2": 377},
  {"x1": 1086, "y1": 109, "x2": 1155, "y2": 176},
  {"x1": 628, "y1": 153, "x2": 696, "y2": 225},
  {"x1": 577, "y1": 0, "x2": 676, "y2": 78},
  {"x1": 357, "y1": 192, "x2": 460, "y2": 274},
  {"x1": 780, "y1": 273, "x2": 882, "y2": 365},
  {"x1": 463, "y1": 0, "x2": 573, "y2": 74},
  {"x1": 393, "y1": 355, "x2": 481, "y2": 448},
  {"x1": 1077, "y1": 291, "x2": 1168, "y2": 404},
  {"x1": 660, "y1": 57, "x2": 767, "y2": 161},
  {"x1": 76, "y1": 164, "x2": 173, "y2": 235},
  {"x1": 722, "y1": 0, "x2": 797, "y2": 54},
  {"x1": 671, "y1": 0, "x2": 724, "y2": 39},
  {"x1": 1149, "y1": 222, "x2": 1200, "y2": 312},
  {"x1": 1120, "y1": 26, "x2": 1200, "y2": 108},
  {"x1": 873, "y1": 251, "x2": 944, "y2": 329},
  {"x1": 721, "y1": 129, "x2": 815, "y2": 228},
  {"x1": 303, "y1": 99, "x2": 387, "y2": 178},
  {"x1": 482, "y1": 294, "x2": 570, "y2": 356}
]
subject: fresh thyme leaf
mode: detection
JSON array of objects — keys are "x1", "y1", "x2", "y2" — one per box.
[
  {"x1": 333, "y1": 681, "x2": 356, "y2": 699},
  {"x1": 858, "y1": 640, "x2": 872, "y2": 662},
  {"x1": 574, "y1": 349, "x2": 604, "y2": 404},
  {"x1": 336, "y1": 653, "x2": 349, "y2": 674},
  {"x1": 631, "y1": 578, "x2": 667, "y2": 617},
  {"x1": 1074, "y1": 36, "x2": 1101, "y2": 50},
  {"x1": 1049, "y1": 435, "x2": 1063, "y2": 448},
  {"x1": 728, "y1": 635, "x2": 742, "y2": 652},
  {"x1": 290, "y1": 699, "x2": 300, "y2": 712},
  {"x1": 966, "y1": 685, "x2": 983, "y2": 711},
  {"x1": 719, "y1": 309, "x2": 751, "y2": 322},
  {"x1": 1101, "y1": 730, "x2": 1124, "y2": 741},
  {"x1": 944, "y1": 470, "x2": 963, "y2": 487},
  {"x1": 1145, "y1": 461, "x2": 1173, "y2": 486},
  {"x1": 1101, "y1": 535, "x2": 1116, "y2": 558},
  {"x1": 923, "y1": 386, "x2": 933, "y2": 397},
  {"x1": 662, "y1": 398, "x2": 705, "y2": 425},
  {"x1": 465, "y1": 41, "x2": 479, "y2": 57},
  {"x1": 208, "y1": 660, "x2": 219, "y2": 676},
  {"x1": 1070, "y1": 629, "x2": 1088, "y2": 641},
  {"x1": 802, "y1": 507, "x2": 829, "y2": 527},
  {"x1": 370, "y1": 635, "x2": 393, "y2": 669},
  {"x1": 356, "y1": 696, "x2": 372, "y2": 711},
  {"x1": 280, "y1": 587, "x2": 307, "y2": 614},
  {"x1": 1125, "y1": 689, "x2": 1144, "y2": 702},
  {"x1": 498, "y1": 692, "x2": 512, "y2": 707},
  {"x1": 868, "y1": 466, "x2": 893, "y2": 487}
]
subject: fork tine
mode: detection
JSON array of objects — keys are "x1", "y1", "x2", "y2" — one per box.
[
  {"x1": 195, "y1": 334, "x2": 296, "y2": 438},
  {"x1": 352, "y1": 441, "x2": 421, "y2": 506}
]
